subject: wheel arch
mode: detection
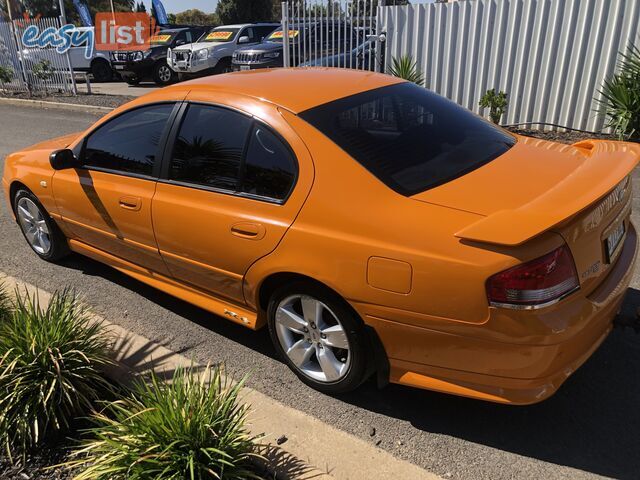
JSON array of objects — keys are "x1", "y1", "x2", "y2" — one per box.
[
  {"x1": 256, "y1": 270, "x2": 390, "y2": 388},
  {"x1": 9, "y1": 180, "x2": 31, "y2": 216}
]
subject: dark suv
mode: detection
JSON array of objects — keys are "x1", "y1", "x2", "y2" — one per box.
[
  {"x1": 111, "y1": 26, "x2": 208, "y2": 86},
  {"x1": 231, "y1": 21, "x2": 357, "y2": 71}
]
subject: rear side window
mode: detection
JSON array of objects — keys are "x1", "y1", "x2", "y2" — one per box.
[
  {"x1": 170, "y1": 104, "x2": 252, "y2": 191},
  {"x1": 170, "y1": 104, "x2": 297, "y2": 201},
  {"x1": 300, "y1": 82, "x2": 515, "y2": 196},
  {"x1": 83, "y1": 103, "x2": 174, "y2": 176},
  {"x1": 243, "y1": 126, "x2": 296, "y2": 200}
]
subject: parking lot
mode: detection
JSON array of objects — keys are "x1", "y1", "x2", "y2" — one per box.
[{"x1": 1, "y1": 103, "x2": 640, "y2": 480}]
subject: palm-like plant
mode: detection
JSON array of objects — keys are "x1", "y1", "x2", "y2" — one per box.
[
  {"x1": 68, "y1": 365, "x2": 262, "y2": 480},
  {"x1": 388, "y1": 55, "x2": 425, "y2": 86},
  {"x1": 0, "y1": 289, "x2": 113, "y2": 462},
  {"x1": 598, "y1": 44, "x2": 640, "y2": 140}
]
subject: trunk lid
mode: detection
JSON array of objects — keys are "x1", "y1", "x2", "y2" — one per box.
[{"x1": 413, "y1": 137, "x2": 639, "y2": 294}]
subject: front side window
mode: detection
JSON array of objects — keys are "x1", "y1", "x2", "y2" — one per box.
[
  {"x1": 83, "y1": 103, "x2": 174, "y2": 176},
  {"x1": 300, "y1": 82, "x2": 515, "y2": 196},
  {"x1": 170, "y1": 104, "x2": 252, "y2": 191},
  {"x1": 170, "y1": 104, "x2": 297, "y2": 201}
]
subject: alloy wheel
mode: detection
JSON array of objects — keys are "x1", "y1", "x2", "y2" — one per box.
[
  {"x1": 274, "y1": 294, "x2": 351, "y2": 383},
  {"x1": 158, "y1": 65, "x2": 172, "y2": 83},
  {"x1": 16, "y1": 197, "x2": 51, "y2": 255}
]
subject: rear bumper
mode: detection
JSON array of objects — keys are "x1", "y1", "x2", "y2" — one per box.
[{"x1": 359, "y1": 223, "x2": 638, "y2": 405}]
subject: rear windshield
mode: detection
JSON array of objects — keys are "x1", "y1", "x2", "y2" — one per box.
[{"x1": 299, "y1": 82, "x2": 516, "y2": 196}]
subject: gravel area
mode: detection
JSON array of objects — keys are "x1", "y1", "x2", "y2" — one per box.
[
  {"x1": 0, "y1": 442, "x2": 74, "y2": 480},
  {"x1": 0, "y1": 91, "x2": 134, "y2": 109}
]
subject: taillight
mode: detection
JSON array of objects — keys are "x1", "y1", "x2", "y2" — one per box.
[{"x1": 487, "y1": 245, "x2": 579, "y2": 309}]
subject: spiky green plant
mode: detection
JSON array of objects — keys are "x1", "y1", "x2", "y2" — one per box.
[
  {"x1": 0, "y1": 64, "x2": 13, "y2": 88},
  {"x1": 0, "y1": 289, "x2": 112, "y2": 462},
  {"x1": 0, "y1": 282, "x2": 11, "y2": 320},
  {"x1": 67, "y1": 365, "x2": 262, "y2": 480},
  {"x1": 598, "y1": 44, "x2": 640, "y2": 140},
  {"x1": 479, "y1": 88, "x2": 509, "y2": 124},
  {"x1": 388, "y1": 55, "x2": 425, "y2": 86}
]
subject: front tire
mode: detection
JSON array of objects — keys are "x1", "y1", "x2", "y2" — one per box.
[
  {"x1": 153, "y1": 61, "x2": 177, "y2": 85},
  {"x1": 267, "y1": 281, "x2": 370, "y2": 394},
  {"x1": 91, "y1": 59, "x2": 112, "y2": 82},
  {"x1": 13, "y1": 189, "x2": 69, "y2": 261}
]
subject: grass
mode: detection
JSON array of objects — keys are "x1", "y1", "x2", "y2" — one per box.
[
  {"x1": 67, "y1": 365, "x2": 263, "y2": 480},
  {"x1": 0, "y1": 288, "x2": 113, "y2": 462}
]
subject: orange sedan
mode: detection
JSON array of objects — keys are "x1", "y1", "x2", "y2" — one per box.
[{"x1": 3, "y1": 69, "x2": 639, "y2": 404}]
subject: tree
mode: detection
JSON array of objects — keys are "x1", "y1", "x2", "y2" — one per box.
[
  {"x1": 175, "y1": 9, "x2": 218, "y2": 26},
  {"x1": 135, "y1": 1, "x2": 146, "y2": 13},
  {"x1": 216, "y1": 0, "x2": 273, "y2": 25}
]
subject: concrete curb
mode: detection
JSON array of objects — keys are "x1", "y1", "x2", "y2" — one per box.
[
  {"x1": 0, "y1": 96, "x2": 114, "y2": 114},
  {"x1": 0, "y1": 273, "x2": 440, "y2": 480}
]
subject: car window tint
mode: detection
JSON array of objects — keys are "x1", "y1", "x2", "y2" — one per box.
[
  {"x1": 83, "y1": 104, "x2": 173, "y2": 176},
  {"x1": 242, "y1": 126, "x2": 296, "y2": 200},
  {"x1": 170, "y1": 104, "x2": 252, "y2": 191},
  {"x1": 300, "y1": 82, "x2": 515, "y2": 196},
  {"x1": 257, "y1": 25, "x2": 276, "y2": 40}
]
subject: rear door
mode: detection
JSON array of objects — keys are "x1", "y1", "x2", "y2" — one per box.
[{"x1": 151, "y1": 99, "x2": 314, "y2": 304}]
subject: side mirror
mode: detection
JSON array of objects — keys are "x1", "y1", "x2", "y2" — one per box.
[
  {"x1": 175, "y1": 39, "x2": 186, "y2": 46},
  {"x1": 50, "y1": 149, "x2": 79, "y2": 170},
  {"x1": 238, "y1": 36, "x2": 250, "y2": 44}
]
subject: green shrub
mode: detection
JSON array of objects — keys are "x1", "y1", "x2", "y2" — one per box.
[
  {"x1": 68, "y1": 365, "x2": 262, "y2": 480},
  {"x1": 479, "y1": 88, "x2": 508, "y2": 124},
  {"x1": 388, "y1": 55, "x2": 425, "y2": 86},
  {"x1": 598, "y1": 44, "x2": 640, "y2": 140},
  {"x1": 0, "y1": 283, "x2": 11, "y2": 320},
  {"x1": 0, "y1": 289, "x2": 112, "y2": 462},
  {"x1": 0, "y1": 65, "x2": 13, "y2": 86}
]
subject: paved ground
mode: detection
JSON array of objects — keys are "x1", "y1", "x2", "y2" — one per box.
[
  {"x1": 1, "y1": 104, "x2": 640, "y2": 480},
  {"x1": 91, "y1": 80, "x2": 160, "y2": 97}
]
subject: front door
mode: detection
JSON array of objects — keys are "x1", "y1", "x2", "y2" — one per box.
[
  {"x1": 52, "y1": 103, "x2": 176, "y2": 275},
  {"x1": 152, "y1": 100, "x2": 313, "y2": 304}
]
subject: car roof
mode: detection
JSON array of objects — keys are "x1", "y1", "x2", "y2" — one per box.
[
  {"x1": 216, "y1": 23, "x2": 279, "y2": 28},
  {"x1": 168, "y1": 68, "x2": 404, "y2": 113}
]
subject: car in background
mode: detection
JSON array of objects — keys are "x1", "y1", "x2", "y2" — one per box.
[
  {"x1": 111, "y1": 26, "x2": 208, "y2": 86},
  {"x1": 231, "y1": 21, "x2": 357, "y2": 71},
  {"x1": 21, "y1": 26, "x2": 114, "y2": 82},
  {"x1": 168, "y1": 23, "x2": 279, "y2": 80},
  {"x1": 301, "y1": 37, "x2": 379, "y2": 70}
]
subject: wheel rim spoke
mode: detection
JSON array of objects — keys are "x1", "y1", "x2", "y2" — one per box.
[
  {"x1": 317, "y1": 346, "x2": 343, "y2": 382},
  {"x1": 276, "y1": 305, "x2": 307, "y2": 334},
  {"x1": 17, "y1": 205, "x2": 33, "y2": 221},
  {"x1": 321, "y1": 324, "x2": 349, "y2": 350},
  {"x1": 287, "y1": 339, "x2": 314, "y2": 368},
  {"x1": 301, "y1": 296, "x2": 322, "y2": 325},
  {"x1": 16, "y1": 198, "x2": 51, "y2": 255}
]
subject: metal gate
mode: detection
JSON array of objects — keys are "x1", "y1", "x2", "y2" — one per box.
[
  {"x1": 280, "y1": 0, "x2": 385, "y2": 72},
  {"x1": 0, "y1": 17, "x2": 76, "y2": 95}
]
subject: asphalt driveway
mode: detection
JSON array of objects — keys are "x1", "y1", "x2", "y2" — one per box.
[{"x1": 1, "y1": 103, "x2": 639, "y2": 480}]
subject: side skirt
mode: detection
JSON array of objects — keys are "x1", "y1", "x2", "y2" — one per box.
[{"x1": 68, "y1": 239, "x2": 260, "y2": 330}]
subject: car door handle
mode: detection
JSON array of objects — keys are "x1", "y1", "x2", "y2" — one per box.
[
  {"x1": 230, "y1": 222, "x2": 265, "y2": 240},
  {"x1": 119, "y1": 196, "x2": 142, "y2": 211}
]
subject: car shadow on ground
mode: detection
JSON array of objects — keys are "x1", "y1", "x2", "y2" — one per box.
[{"x1": 58, "y1": 253, "x2": 640, "y2": 479}]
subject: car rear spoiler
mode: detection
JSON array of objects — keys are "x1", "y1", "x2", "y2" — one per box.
[{"x1": 455, "y1": 140, "x2": 640, "y2": 246}]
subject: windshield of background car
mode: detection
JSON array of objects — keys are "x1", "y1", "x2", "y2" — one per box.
[
  {"x1": 202, "y1": 27, "x2": 240, "y2": 43},
  {"x1": 267, "y1": 27, "x2": 305, "y2": 43},
  {"x1": 300, "y1": 82, "x2": 516, "y2": 196},
  {"x1": 150, "y1": 31, "x2": 177, "y2": 45}
]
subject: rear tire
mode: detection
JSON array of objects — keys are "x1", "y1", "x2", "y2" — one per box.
[
  {"x1": 267, "y1": 281, "x2": 370, "y2": 394},
  {"x1": 13, "y1": 189, "x2": 69, "y2": 262},
  {"x1": 91, "y1": 59, "x2": 112, "y2": 82}
]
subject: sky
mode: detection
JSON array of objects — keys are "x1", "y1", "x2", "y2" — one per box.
[{"x1": 157, "y1": 0, "x2": 434, "y2": 15}]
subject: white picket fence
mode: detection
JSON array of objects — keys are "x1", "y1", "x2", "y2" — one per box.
[{"x1": 379, "y1": 0, "x2": 640, "y2": 132}]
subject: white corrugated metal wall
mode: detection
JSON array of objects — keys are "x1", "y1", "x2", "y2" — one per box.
[{"x1": 378, "y1": 0, "x2": 640, "y2": 132}]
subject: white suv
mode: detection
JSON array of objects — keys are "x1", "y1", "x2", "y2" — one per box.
[{"x1": 168, "y1": 23, "x2": 278, "y2": 79}]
